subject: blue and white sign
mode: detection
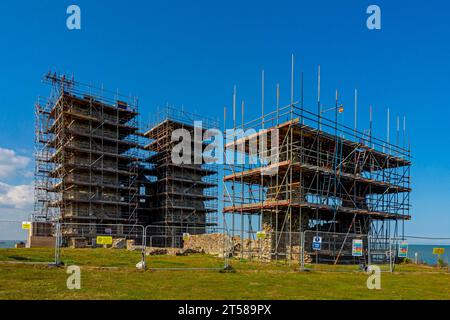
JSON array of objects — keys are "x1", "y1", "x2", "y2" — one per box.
[{"x1": 312, "y1": 236, "x2": 322, "y2": 251}]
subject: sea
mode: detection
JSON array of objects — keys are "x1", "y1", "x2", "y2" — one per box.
[
  {"x1": 0, "y1": 240, "x2": 25, "y2": 249},
  {"x1": 408, "y1": 245, "x2": 450, "y2": 265}
]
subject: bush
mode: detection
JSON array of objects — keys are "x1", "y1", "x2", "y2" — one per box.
[
  {"x1": 400, "y1": 257, "x2": 412, "y2": 265},
  {"x1": 437, "y1": 258, "x2": 448, "y2": 269}
]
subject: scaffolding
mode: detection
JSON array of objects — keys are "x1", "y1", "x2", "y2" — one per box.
[
  {"x1": 34, "y1": 72, "x2": 146, "y2": 238},
  {"x1": 142, "y1": 106, "x2": 219, "y2": 239},
  {"x1": 223, "y1": 64, "x2": 411, "y2": 264}
]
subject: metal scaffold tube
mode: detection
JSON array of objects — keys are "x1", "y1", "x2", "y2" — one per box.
[{"x1": 222, "y1": 58, "x2": 412, "y2": 265}]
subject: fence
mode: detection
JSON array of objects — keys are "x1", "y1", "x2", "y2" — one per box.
[
  {"x1": 144, "y1": 225, "x2": 229, "y2": 271},
  {"x1": 222, "y1": 229, "x2": 306, "y2": 272},
  {"x1": 300, "y1": 230, "x2": 375, "y2": 272},
  {"x1": 301, "y1": 232, "x2": 450, "y2": 272},
  {"x1": 55, "y1": 223, "x2": 146, "y2": 269},
  {"x1": 389, "y1": 235, "x2": 450, "y2": 269},
  {"x1": 1, "y1": 219, "x2": 449, "y2": 273}
]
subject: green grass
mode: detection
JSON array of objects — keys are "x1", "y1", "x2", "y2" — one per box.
[{"x1": 0, "y1": 248, "x2": 449, "y2": 300}]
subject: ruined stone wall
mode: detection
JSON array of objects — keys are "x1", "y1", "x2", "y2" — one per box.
[
  {"x1": 126, "y1": 232, "x2": 311, "y2": 263},
  {"x1": 286, "y1": 245, "x2": 312, "y2": 264},
  {"x1": 183, "y1": 233, "x2": 228, "y2": 257},
  {"x1": 182, "y1": 232, "x2": 272, "y2": 262}
]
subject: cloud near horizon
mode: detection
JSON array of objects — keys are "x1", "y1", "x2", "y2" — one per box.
[
  {"x1": 0, "y1": 147, "x2": 31, "y2": 179},
  {"x1": 0, "y1": 182, "x2": 34, "y2": 210},
  {"x1": 0, "y1": 147, "x2": 33, "y2": 221}
]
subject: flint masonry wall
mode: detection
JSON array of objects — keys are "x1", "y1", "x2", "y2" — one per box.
[{"x1": 183, "y1": 232, "x2": 311, "y2": 263}]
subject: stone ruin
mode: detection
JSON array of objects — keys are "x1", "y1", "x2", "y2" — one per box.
[
  {"x1": 183, "y1": 232, "x2": 311, "y2": 263},
  {"x1": 125, "y1": 228, "x2": 312, "y2": 264}
]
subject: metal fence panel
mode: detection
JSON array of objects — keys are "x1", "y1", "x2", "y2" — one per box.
[
  {"x1": 56, "y1": 223, "x2": 146, "y2": 269},
  {"x1": 302, "y1": 230, "x2": 371, "y2": 272},
  {"x1": 144, "y1": 225, "x2": 229, "y2": 270},
  {"x1": 221, "y1": 229, "x2": 304, "y2": 271},
  {"x1": 3, "y1": 219, "x2": 449, "y2": 273},
  {"x1": 389, "y1": 236, "x2": 450, "y2": 270}
]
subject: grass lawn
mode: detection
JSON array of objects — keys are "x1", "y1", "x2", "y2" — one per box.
[{"x1": 0, "y1": 248, "x2": 449, "y2": 300}]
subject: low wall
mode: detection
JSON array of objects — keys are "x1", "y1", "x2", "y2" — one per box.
[
  {"x1": 287, "y1": 245, "x2": 313, "y2": 264},
  {"x1": 183, "y1": 233, "x2": 273, "y2": 262},
  {"x1": 127, "y1": 233, "x2": 311, "y2": 263},
  {"x1": 27, "y1": 236, "x2": 55, "y2": 248},
  {"x1": 183, "y1": 233, "x2": 311, "y2": 263},
  {"x1": 183, "y1": 233, "x2": 228, "y2": 257}
]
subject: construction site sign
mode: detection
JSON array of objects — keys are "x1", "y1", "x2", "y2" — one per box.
[
  {"x1": 352, "y1": 239, "x2": 363, "y2": 257},
  {"x1": 312, "y1": 236, "x2": 322, "y2": 251},
  {"x1": 96, "y1": 236, "x2": 113, "y2": 245},
  {"x1": 22, "y1": 221, "x2": 31, "y2": 230},
  {"x1": 256, "y1": 231, "x2": 266, "y2": 240},
  {"x1": 398, "y1": 242, "x2": 409, "y2": 258},
  {"x1": 433, "y1": 248, "x2": 445, "y2": 255}
]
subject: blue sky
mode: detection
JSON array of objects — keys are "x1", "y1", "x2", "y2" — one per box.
[{"x1": 0, "y1": 0, "x2": 449, "y2": 238}]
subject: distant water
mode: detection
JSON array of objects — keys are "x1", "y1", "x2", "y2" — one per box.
[
  {"x1": 0, "y1": 240, "x2": 22, "y2": 248},
  {"x1": 408, "y1": 245, "x2": 450, "y2": 265}
]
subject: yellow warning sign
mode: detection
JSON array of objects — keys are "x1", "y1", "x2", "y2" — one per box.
[
  {"x1": 96, "y1": 236, "x2": 113, "y2": 245},
  {"x1": 256, "y1": 231, "x2": 266, "y2": 240},
  {"x1": 22, "y1": 222, "x2": 31, "y2": 230},
  {"x1": 433, "y1": 248, "x2": 445, "y2": 255}
]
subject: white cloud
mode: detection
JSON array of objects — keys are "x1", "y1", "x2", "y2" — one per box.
[
  {"x1": 0, "y1": 147, "x2": 34, "y2": 231},
  {"x1": 0, "y1": 148, "x2": 31, "y2": 179},
  {"x1": 0, "y1": 182, "x2": 34, "y2": 210}
]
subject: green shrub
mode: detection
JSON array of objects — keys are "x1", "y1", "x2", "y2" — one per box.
[
  {"x1": 400, "y1": 257, "x2": 412, "y2": 265},
  {"x1": 437, "y1": 258, "x2": 448, "y2": 269}
]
